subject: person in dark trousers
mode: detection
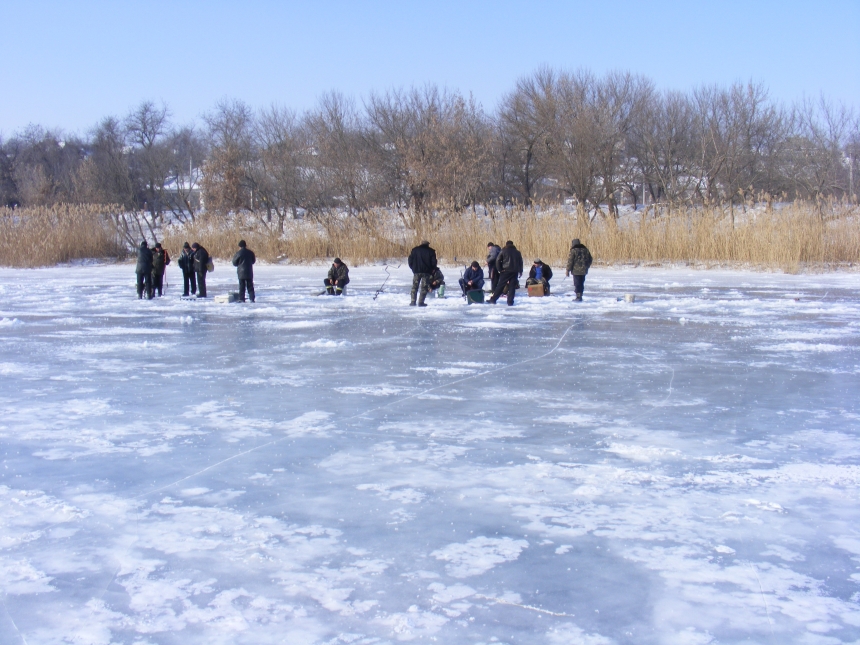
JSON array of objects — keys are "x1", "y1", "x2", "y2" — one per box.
[
  {"x1": 459, "y1": 261, "x2": 484, "y2": 295},
  {"x1": 135, "y1": 240, "x2": 153, "y2": 299},
  {"x1": 486, "y1": 242, "x2": 501, "y2": 292},
  {"x1": 151, "y1": 242, "x2": 170, "y2": 297},
  {"x1": 191, "y1": 242, "x2": 210, "y2": 298},
  {"x1": 565, "y1": 238, "x2": 593, "y2": 301},
  {"x1": 489, "y1": 240, "x2": 523, "y2": 306},
  {"x1": 525, "y1": 259, "x2": 553, "y2": 295},
  {"x1": 178, "y1": 242, "x2": 197, "y2": 296},
  {"x1": 407, "y1": 240, "x2": 437, "y2": 307},
  {"x1": 325, "y1": 258, "x2": 349, "y2": 295},
  {"x1": 232, "y1": 240, "x2": 256, "y2": 302}
]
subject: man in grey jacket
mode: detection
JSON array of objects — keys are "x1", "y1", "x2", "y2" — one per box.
[
  {"x1": 486, "y1": 242, "x2": 501, "y2": 292},
  {"x1": 565, "y1": 238, "x2": 593, "y2": 301}
]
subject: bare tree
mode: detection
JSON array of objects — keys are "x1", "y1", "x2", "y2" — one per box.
[
  {"x1": 254, "y1": 105, "x2": 312, "y2": 231},
  {"x1": 202, "y1": 99, "x2": 257, "y2": 215},
  {"x1": 497, "y1": 68, "x2": 556, "y2": 205},
  {"x1": 306, "y1": 92, "x2": 379, "y2": 222},
  {"x1": 125, "y1": 101, "x2": 173, "y2": 225},
  {"x1": 786, "y1": 96, "x2": 856, "y2": 213}
]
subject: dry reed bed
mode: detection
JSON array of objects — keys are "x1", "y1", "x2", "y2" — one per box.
[
  {"x1": 1, "y1": 204, "x2": 858, "y2": 271},
  {"x1": 0, "y1": 205, "x2": 124, "y2": 267},
  {"x1": 163, "y1": 205, "x2": 860, "y2": 273}
]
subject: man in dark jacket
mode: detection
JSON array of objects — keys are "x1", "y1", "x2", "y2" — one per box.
[
  {"x1": 525, "y1": 259, "x2": 553, "y2": 295},
  {"x1": 232, "y1": 240, "x2": 256, "y2": 302},
  {"x1": 151, "y1": 243, "x2": 170, "y2": 297},
  {"x1": 565, "y1": 238, "x2": 593, "y2": 301},
  {"x1": 489, "y1": 240, "x2": 523, "y2": 306},
  {"x1": 459, "y1": 261, "x2": 485, "y2": 296},
  {"x1": 191, "y1": 242, "x2": 210, "y2": 298},
  {"x1": 407, "y1": 240, "x2": 437, "y2": 307},
  {"x1": 325, "y1": 258, "x2": 349, "y2": 295},
  {"x1": 486, "y1": 242, "x2": 502, "y2": 292},
  {"x1": 135, "y1": 240, "x2": 153, "y2": 299},
  {"x1": 178, "y1": 242, "x2": 196, "y2": 296}
]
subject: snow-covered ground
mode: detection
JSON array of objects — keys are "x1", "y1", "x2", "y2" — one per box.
[{"x1": 1, "y1": 263, "x2": 859, "y2": 645}]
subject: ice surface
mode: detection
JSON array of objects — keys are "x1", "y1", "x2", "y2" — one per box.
[{"x1": 0, "y1": 263, "x2": 859, "y2": 644}]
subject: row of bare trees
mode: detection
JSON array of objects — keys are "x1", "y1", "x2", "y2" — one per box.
[{"x1": 1, "y1": 68, "x2": 858, "y2": 230}]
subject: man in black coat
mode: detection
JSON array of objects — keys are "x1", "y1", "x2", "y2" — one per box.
[
  {"x1": 151, "y1": 243, "x2": 170, "y2": 297},
  {"x1": 407, "y1": 240, "x2": 437, "y2": 307},
  {"x1": 488, "y1": 240, "x2": 523, "y2": 306},
  {"x1": 191, "y1": 242, "x2": 210, "y2": 298},
  {"x1": 525, "y1": 259, "x2": 553, "y2": 295},
  {"x1": 177, "y1": 242, "x2": 197, "y2": 296},
  {"x1": 135, "y1": 240, "x2": 153, "y2": 299},
  {"x1": 231, "y1": 240, "x2": 256, "y2": 302},
  {"x1": 325, "y1": 258, "x2": 350, "y2": 295},
  {"x1": 486, "y1": 242, "x2": 502, "y2": 292}
]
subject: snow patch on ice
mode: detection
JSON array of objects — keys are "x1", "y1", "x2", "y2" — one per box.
[
  {"x1": 301, "y1": 338, "x2": 351, "y2": 349},
  {"x1": 431, "y1": 536, "x2": 528, "y2": 578}
]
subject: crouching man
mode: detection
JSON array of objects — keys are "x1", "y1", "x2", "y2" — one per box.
[
  {"x1": 525, "y1": 259, "x2": 553, "y2": 295},
  {"x1": 459, "y1": 261, "x2": 484, "y2": 296},
  {"x1": 325, "y1": 258, "x2": 349, "y2": 295}
]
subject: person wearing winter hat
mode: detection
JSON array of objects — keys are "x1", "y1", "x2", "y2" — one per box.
[
  {"x1": 232, "y1": 239, "x2": 256, "y2": 302},
  {"x1": 488, "y1": 240, "x2": 523, "y2": 306},
  {"x1": 191, "y1": 242, "x2": 210, "y2": 298},
  {"x1": 565, "y1": 238, "x2": 593, "y2": 301},
  {"x1": 135, "y1": 240, "x2": 153, "y2": 299},
  {"x1": 407, "y1": 240, "x2": 437, "y2": 306},
  {"x1": 324, "y1": 258, "x2": 350, "y2": 295},
  {"x1": 459, "y1": 261, "x2": 485, "y2": 296},
  {"x1": 177, "y1": 242, "x2": 196, "y2": 296},
  {"x1": 525, "y1": 259, "x2": 553, "y2": 295},
  {"x1": 151, "y1": 242, "x2": 170, "y2": 297}
]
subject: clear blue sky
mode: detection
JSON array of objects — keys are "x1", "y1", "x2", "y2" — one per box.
[{"x1": 1, "y1": 0, "x2": 858, "y2": 135}]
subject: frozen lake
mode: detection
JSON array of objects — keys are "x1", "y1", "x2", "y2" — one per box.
[{"x1": 0, "y1": 263, "x2": 859, "y2": 645}]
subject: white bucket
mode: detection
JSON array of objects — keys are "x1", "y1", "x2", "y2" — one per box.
[{"x1": 624, "y1": 293, "x2": 635, "y2": 303}]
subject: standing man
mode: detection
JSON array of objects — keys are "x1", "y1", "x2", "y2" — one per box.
[
  {"x1": 486, "y1": 242, "x2": 501, "y2": 293},
  {"x1": 565, "y1": 238, "x2": 593, "y2": 301},
  {"x1": 135, "y1": 240, "x2": 153, "y2": 299},
  {"x1": 191, "y1": 242, "x2": 210, "y2": 298},
  {"x1": 178, "y1": 242, "x2": 196, "y2": 297},
  {"x1": 325, "y1": 258, "x2": 349, "y2": 295},
  {"x1": 488, "y1": 240, "x2": 523, "y2": 306},
  {"x1": 407, "y1": 240, "x2": 437, "y2": 307},
  {"x1": 232, "y1": 239, "x2": 256, "y2": 302},
  {"x1": 151, "y1": 242, "x2": 170, "y2": 297}
]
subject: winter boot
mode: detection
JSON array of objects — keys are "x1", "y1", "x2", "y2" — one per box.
[
  {"x1": 575, "y1": 293, "x2": 583, "y2": 301},
  {"x1": 335, "y1": 287, "x2": 343, "y2": 296},
  {"x1": 326, "y1": 286, "x2": 334, "y2": 295},
  {"x1": 417, "y1": 292, "x2": 427, "y2": 307}
]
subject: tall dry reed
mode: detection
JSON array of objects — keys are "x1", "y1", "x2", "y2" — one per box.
[
  {"x1": 2, "y1": 203, "x2": 857, "y2": 271},
  {"x1": 164, "y1": 204, "x2": 860, "y2": 272},
  {"x1": 0, "y1": 205, "x2": 125, "y2": 267}
]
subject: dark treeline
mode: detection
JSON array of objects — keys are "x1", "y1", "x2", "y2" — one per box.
[{"x1": 2, "y1": 68, "x2": 858, "y2": 232}]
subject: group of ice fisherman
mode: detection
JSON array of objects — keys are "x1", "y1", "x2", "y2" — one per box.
[
  {"x1": 134, "y1": 237, "x2": 593, "y2": 306},
  {"x1": 405, "y1": 239, "x2": 594, "y2": 307}
]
